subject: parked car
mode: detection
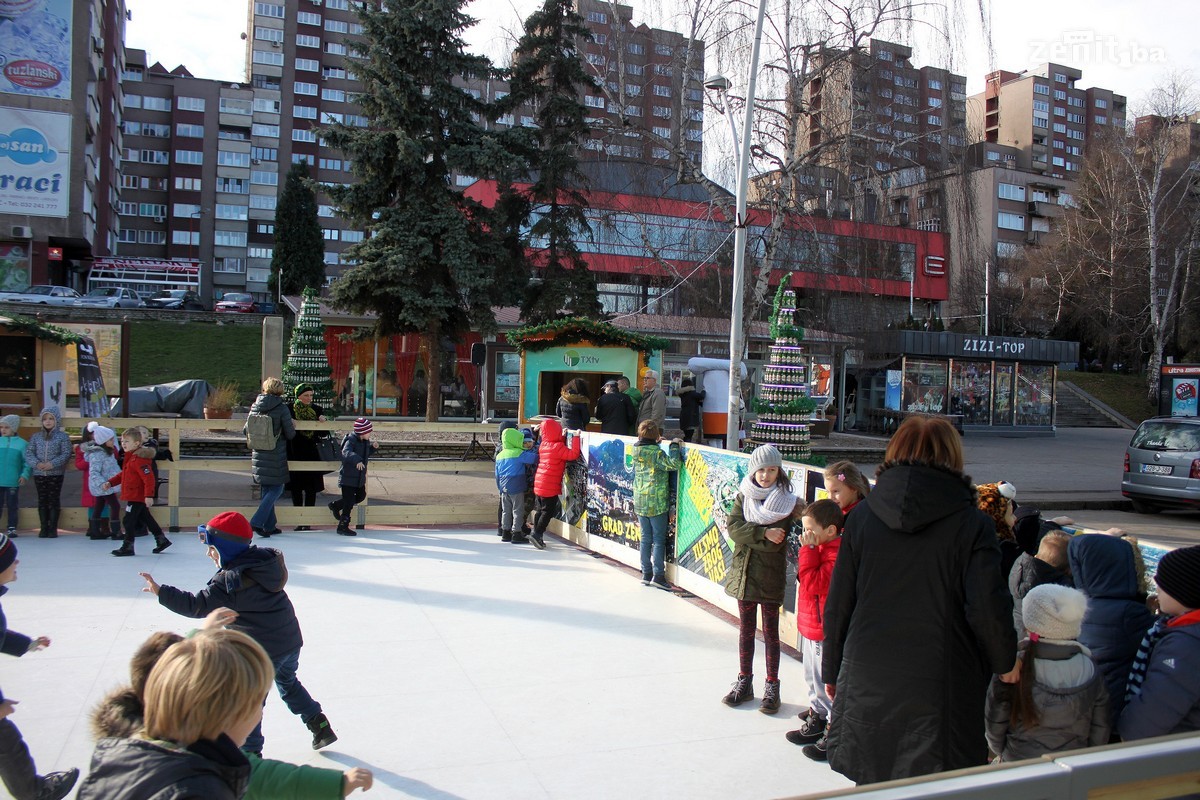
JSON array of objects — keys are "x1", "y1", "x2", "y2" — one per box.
[
  {"x1": 1122, "y1": 415, "x2": 1200, "y2": 513},
  {"x1": 143, "y1": 289, "x2": 205, "y2": 311},
  {"x1": 214, "y1": 292, "x2": 258, "y2": 313},
  {"x1": 0, "y1": 284, "x2": 83, "y2": 306},
  {"x1": 74, "y1": 287, "x2": 144, "y2": 309}
]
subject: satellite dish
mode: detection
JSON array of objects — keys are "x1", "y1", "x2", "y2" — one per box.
[{"x1": 240, "y1": 32, "x2": 248, "y2": 40}]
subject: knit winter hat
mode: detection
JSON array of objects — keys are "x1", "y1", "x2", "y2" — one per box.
[
  {"x1": 976, "y1": 481, "x2": 1017, "y2": 541},
  {"x1": 294, "y1": 383, "x2": 314, "y2": 398},
  {"x1": 86, "y1": 421, "x2": 116, "y2": 446},
  {"x1": 201, "y1": 511, "x2": 254, "y2": 566},
  {"x1": 0, "y1": 533, "x2": 16, "y2": 573},
  {"x1": 748, "y1": 444, "x2": 783, "y2": 474},
  {"x1": 1154, "y1": 545, "x2": 1200, "y2": 610},
  {"x1": 353, "y1": 417, "x2": 373, "y2": 436},
  {"x1": 0, "y1": 414, "x2": 18, "y2": 432},
  {"x1": 1022, "y1": 584, "x2": 1088, "y2": 641}
]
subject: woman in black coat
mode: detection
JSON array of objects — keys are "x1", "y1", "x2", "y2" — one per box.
[
  {"x1": 821, "y1": 415, "x2": 1016, "y2": 785},
  {"x1": 676, "y1": 377, "x2": 706, "y2": 442},
  {"x1": 245, "y1": 378, "x2": 295, "y2": 537},
  {"x1": 556, "y1": 378, "x2": 591, "y2": 431},
  {"x1": 286, "y1": 383, "x2": 327, "y2": 530}
]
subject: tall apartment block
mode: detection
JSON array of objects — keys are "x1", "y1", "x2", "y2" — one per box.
[
  {"x1": 0, "y1": 0, "x2": 126, "y2": 289},
  {"x1": 967, "y1": 63, "x2": 1127, "y2": 179}
]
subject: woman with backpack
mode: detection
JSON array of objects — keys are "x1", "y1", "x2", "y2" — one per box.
[{"x1": 245, "y1": 378, "x2": 295, "y2": 538}]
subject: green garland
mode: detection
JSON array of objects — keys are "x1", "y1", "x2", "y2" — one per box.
[
  {"x1": 507, "y1": 317, "x2": 669, "y2": 356},
  {"x1": 768, "y1": 273, "x2": 805, "y2": 343},
  {"x1": 752, "y1": 395, "x2": 817, "y2": 416},
  {"x1": 1, "y1": 315, "x2": 85, "y2": 346}
]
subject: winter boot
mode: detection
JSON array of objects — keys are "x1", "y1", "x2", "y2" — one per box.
[
  {"x1": 802, "y1": 728, "x2": 829, "y2": 762},
  {"x1": 45, "y1": 508, "x2": 59, "y2": 538},
  {"x1": 336, "y1": 520, "x2": 356, "y2": 536},
  {"x1": 111, "y1": 539, "x2": 135, "y2": 557},
  {"x1": 759, "y1": 679, "x2": 781, "y2": 714},
  {"x1": 327, "y1": 500, "x2": 342, "y2": 522},
  {"x1": 501, "y1": 530, "x2": 513, "y2": 542},
  {"x1": 509, "y1": 532, "x2": 530, "y2": 544},
  {"x1": 152, "y1": 533, "x2": 173, "y2": 554},
  {"x1": 97, "y1": 516, "x2": 111, "y2": 539},
  {"x1": 305, "y1": 713, "x2": 338, "y2": 750},
  {"x1": 785, "y1": 709, "x2": 827, "y2": 745},
  {"x1": 37, "y1": 507, "x2": 48, "y2": 538},
  {"x1": 110, "y1": 519, "x2": 123, "y2": 541},
  {"x1": 722, "y1": 674, "x2": 754, "y2": 707}
]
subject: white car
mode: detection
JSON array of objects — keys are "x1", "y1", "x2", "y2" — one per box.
[
  {"x1": 74, "y1": 287, "x2": 144, "y2": 309},
  {"x1": 0, "y1": 284, "x2": 84, "y2": 306}
]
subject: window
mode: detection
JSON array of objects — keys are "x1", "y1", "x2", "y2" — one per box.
[
  {"x1": 625, "y1": 84, "x2": 641, "y2": 96},
  {"x1": 251, "y1": 170, "x2": 279, "y2": 186},
  {"x1": 295, "y1": 58, "x2": 319, "y2": 72},
  {"x1": 1054, "y1": 106, "x2": 1065, "y2": 117},
  {"x1": 655, "y1": 43, "x2": 672, "y2": 56},
  {"x1": 1053, "y1": 122, "x2": 1066, "y2": 133},
  {"x1": 1033, "y1": 100, "x2": 1049, "y2": 113},
  {"x1": 585, "y1": 53, "x2": 605, "y2": 67},
  {"x1": 253, "y1": 50, "x2": 284, "y2": 66},
  {"x1": 323, "y1": 66, "x2": 346, "y2": 80},
  {"x1": 1068, "y1": 112, "x2": 1085, "y2": 124},
  {"x1": 1069, "y1": 96, "x2": 1084, "y2": 107},
  {"x1": 594, "y1": 34, "x2": 607, "y2": 45},
  {"x1": 142, "y1": 95, "x2": 171, "y2": 111},
  {"x1": 218, "y1": 151, "x2": 251, "y2": 168},
  {"x1": 587, "y1": 10, "x2": 606, "y2": 23},
  {"x1": 247, "y1": 246, "x2": 273, "y2": 259},
  {"x1": 927, "y1": 78, "x2": 942, "y2": 90},
  {"x1": 296, "y1": 11, "x2": 321, "y2": 25},
  {"x1": 251, "y1": 146, "x2": 277, "y2": 162},
  {"x1": 651, "y1": 146, "x2": 670, "y2": 159},
  {"x1": 177, "y1": 96, "x2": 205, "y2": 112},
  {"x1": 1068, "y1": 129, "x2": 1084, "y2": 140},
  {"x1": 321, "y1": 88, "x2": 345, "y2": 102},
  {"x1": 1095, "y1": 115, "x2": 1108, "y2": 125},
  {"x1": 1054, "y1": 72, "x2": 1068, "y2": 83},
  {"x1": 1095, "y1": 98, "x2": 1108, "y2": 109},
  {"x1": 139, "y1": 203, "x2": 166, "y2": 218},
  {"x1": 293, "y1": 128, "x2": 317, "y2": 142},
  {"x1": 215, "y1": 177, "x2": 249, "y2": 194},
  {"x1": 653, "y1": 84, "x2": 671, "y2": 97},
  {"x1": 172, "y1": 203, "x2": 202, "y2": 218},
  {"x1": 293, "y1": 105, "x2": 318, "y2": 119},
  {"x1": 927, "y1": 114, "x2": 941, "y2": 126},
  {"x1": 1053, "y1": 140, "x2": 1064, "y2": 149},
  {"x1": 876, "y1": 49, "x2": 893, "y2": 61},
  {"x1": 322, "y1": 228, "x2": 340, "y2": 240},
  {"x1": 118, "y1": 201, "x2": 138, "y2": 215},
  {"x1": 251, "y1": 123, "x2": 280, "y2": 138},
  {"x1": 213, "y1": 230, "x2": 248, "y2": 248},
  {"x1": 292, "y1": 153, "x2": 315, "y2": 165},
  {"x1": 686, "y1": 128, "x2": 702, "y2": 141},
  {"x1": 255, "y1": 27, "x2": 283, "y2": 43},
  {"x1": 171, "y1": 123, "x2": 202, "y2": 138},
  {"x1": 626, "y1": 63, "x2": 644, "y2": 76},
  {"x1": 294, "y1": 82, "x2": 318, "y2": 96},
  {"x1": 1054, "y1": 89, "x2": 1066, "y2": 101},
  {"x1": 1033, "y1": 82, "x2": 1049, "y2": 95},
  {"x1": 1052, "y1": 155, "x2": 1065, "y2": 167},
  {"x1": 172, "y1": 230, "x2": 200, "y2": 246},
  {"x1": 252, "y1": 75, "x2": 280, "y2": 91},
  {"x1": 319, "y1": 158, "x2": 342, "y2": 171},
  {"x1": 583, "y1": 95, "x2": 605, "y2": 109},
  {"x1": 342, "y1": 230, "x2": 364, "y2": 243},
  {"x1": 318, "y1": 205, "x2": 335, "y2": 217},
  {"x1": 623, "y1": 105, "x2": 642, "y2": 117},
  {"x1": 325, "y1": 19, "x2": 348, "y2": 33},
  {"x1": 326, "y1": 42, "x2": 346, "y2": 55},
  {"x1": 253, "y1": 98, "x2": 280, "y2": 114},
  {"x1": 997, "y1": 212, "x2": 1025, "y2": 231},
  {"x1": 296, "y1": 34, "x2": 320, "y2": 48},
  {"x1": 174, "y1": 150, "x2": 203, "y2": 165},
  {"x1": 1033, "y1": 115, "x2": 1048, "y2": 129},
  {"x1": 254, "y1": 2, "x2": 284, "y2": 18},
  {"x1": 215, "y1": 204, "x2": 248, "y2": 220},
  {"x1": 255, "y1": 223, "x2": 275, "y2": 235},
  {"x1": 140, "y1": 149, "x2": 169, "y2": 164},
  {"x1": 214, "y1": 257, "x2": 246, "y2": 274},
  {"x1": 652, "y1": 126, "x2": 671, "y2": 138},
  {"x1": 998, "y1": 183, "x2": 1026, "y2": 201},
  {"x1": 326, "y1": 0, "x2": 349, "y2": 8},
  {"x1": 249, "y1": 194, "x2": 277, "y2": 210}
]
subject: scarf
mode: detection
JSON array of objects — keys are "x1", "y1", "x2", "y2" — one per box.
[
  {"x1": 1125, "y1": 616, "x2": 1169, "y2": 702},
  {"x1": 293, "y1": 399, "x2": 318, "y2": 439},
  {"x1": 739, "y1": 474, "x2": 798, "y2": 526}
]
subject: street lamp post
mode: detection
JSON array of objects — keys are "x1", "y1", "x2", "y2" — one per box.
[{"x1": 705, "y1": 0, "x2": 770, "y2": 450}]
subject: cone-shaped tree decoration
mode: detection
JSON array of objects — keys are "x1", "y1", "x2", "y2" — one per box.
[
  {"x1": 282, "y1": 288, "x2": 335, "y2": 408},
  {"x1": 746, "y1": 274, "x2": 815, "y2": 462}
]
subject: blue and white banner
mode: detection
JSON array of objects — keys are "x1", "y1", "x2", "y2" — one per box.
[
  {"x1": 0, "y1": 107, "x2": 69, "y2": 217},
  {"x1": 0, "y1": 0, "x2": 72, "y2": 99}
]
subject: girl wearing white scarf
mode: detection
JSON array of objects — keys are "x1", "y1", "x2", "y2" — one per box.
[{"x1": 721, "y1": 445, "x2": 801, "y2": 714}]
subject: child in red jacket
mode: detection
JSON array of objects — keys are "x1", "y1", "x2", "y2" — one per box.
[
  {"x1": 528, "y1": 418, "x2": 581, "y2": 550},
  {"x1": 102, "y1": 428, "x2": 170, "y2": 557},
  {"x1": 786, "y1": 498, "x2": 844, "y2": 761}
]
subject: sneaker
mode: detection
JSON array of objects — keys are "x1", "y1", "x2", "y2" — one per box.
[
  {"x1": 111, "y1": 545, "x2": 135, "y2": 557},
  {"x1": 327, "y1": 501, "x2": 341, "y2": 522},
  {"x1": 36, "y1": 768, "x2": 79, "y2": 800},
  {"x1": 650, "y1": 576, "x2": 672, "y2": 592},
  {"x1": 785, "y1": 711, "x2": 827, "y2": 745},
  {"x1": 640, "y1": 572, "x2": 652, "y2": 586},
  {"x1": 265, "y1": 528, "x2": 282, "y2": 537},
  {"x1": 529, "y1": 534, "x2": 546, "y2": 550},
  {"x1": 802, "y1": 729, "x2": 829, "y2": 762},
  {"x1": 501, "y1": 531, "x2": 513, "y2": 542},
  {"x1": 721, "y1": 674, "x2": 754, "y2": 707},
  {"x1": 305, "y1": 712, "x2": 338, "y2": 750},
  {"x1": 5, "y1": 527, "x2": 15, "y2": 538},
  {"x1": 760, "y1": 678, "x2": 781, "y2": 714}
]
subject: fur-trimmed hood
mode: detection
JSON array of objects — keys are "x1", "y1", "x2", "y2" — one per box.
[{"x1": 90, "y1": 686, "x2": 143, "y2": 741}]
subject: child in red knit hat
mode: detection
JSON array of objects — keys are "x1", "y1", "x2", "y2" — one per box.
[
  {"x1": 329, "y1": 418, "x2": 376, "y2": 536},
  {"x1": 137, "y1": 511, "x2": 337, "y2": 756}
]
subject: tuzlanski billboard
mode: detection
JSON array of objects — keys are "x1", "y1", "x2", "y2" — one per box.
[
  {"x1": 0, "y1": 107, "x2": 69, "y2": 217},
  {"x1": 0, "y1": 0, "x2": 72, "y2": 99}
]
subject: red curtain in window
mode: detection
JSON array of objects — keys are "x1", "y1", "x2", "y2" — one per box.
[
  {"x1": 391, "y1": 334, "x2": 419, "y2": 415},
  {"x1": 455, "y1": 332, "x2": 482, "y2": 395},
  {"x1": 324, "y1": 327, "x2": 353, "y2": 391}
]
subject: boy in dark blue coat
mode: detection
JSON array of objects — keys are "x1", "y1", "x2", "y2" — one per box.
[
  {"x1": 138, "y1": 511, "x2": 337, "y2": 757},
  {"x1": 495, "y1": 426, "x2": 538, "y2": 543},
  {"x1": 329, "y1": 418, "x2": 376, "y2": 536},
  {"x1": 0, "y1": 533, "x2": 79, "y2": 799}
]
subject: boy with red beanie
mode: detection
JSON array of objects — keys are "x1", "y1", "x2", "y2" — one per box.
[{"x1": 137, "y1": 511, "x2": 337, "y2": 756}]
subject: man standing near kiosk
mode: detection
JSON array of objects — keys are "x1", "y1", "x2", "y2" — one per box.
[{"x1": 637, "y1": 370, "x2": 666, "y2": 432}]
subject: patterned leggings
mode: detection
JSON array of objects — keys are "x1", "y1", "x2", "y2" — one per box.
[
  {"x1": 737, "y1": 600, "x2": 780, "y2": 681},
  {"x1": 33, "y1": 475, "x2": 64, "y2": 515}
]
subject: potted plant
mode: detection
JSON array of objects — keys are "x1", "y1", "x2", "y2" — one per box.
[{"x1": 204, "y1": 380, "x2": 240, "y2": 420}]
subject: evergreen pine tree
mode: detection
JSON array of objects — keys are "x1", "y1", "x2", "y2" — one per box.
[
  {"x1": 321, "y1": 0, "x2": 520, "y2": 421},
  {"x1": 502, "y1": 0, "x2": 602, "y2": 323},
  {"x1": 271, "y1": 162, "x2": 326, "y2": 298},
  {"x1": 282, "y1": 288, "x2": 336, "y2": 409}
]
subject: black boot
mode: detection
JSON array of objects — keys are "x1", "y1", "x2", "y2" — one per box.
[
  {"x1": 152, "y1": 533, "x2": 172, "y2": 554},
  {"x1": 45, "y1": 508, "x2": 59, "y2": 538},
  {"x1": 759, "y1": 679, "x2": 781, "y2": 714},
  {"x1": 111, "y1": 520, "x2": 123, "y2": 541},
  {"x1": 86, "y1": 516, "x2": 102, "y2": 540},
  {"x1": 37, "y1": 507, "x2": 48, "y2": 538},
  {"x1": 722, "y1": 674, "x2": 754, "y2": 707},
  {"x1": 111, "y1": 540, "x2": 135, "y2": 557},
  {"x1": 305, "y1": 713, "x2": 337, "y2": 750},
  {"x1": 96, "y1": 516, "x2": 111, "y2": 539}
]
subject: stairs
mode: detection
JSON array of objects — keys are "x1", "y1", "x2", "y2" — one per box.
[{"x1": 1055, "y1": 382, "x2": 1125, "y2": 428}]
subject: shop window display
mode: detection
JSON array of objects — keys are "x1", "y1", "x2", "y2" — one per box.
[
  {"x1": 902, "y1": 359, "x2": 947, "y2": 413},
  {"x1": 950, "y1": 361, "x2": 992, "y2": 424},
  {"x1": 1016, "y1": 365, "x2": 1053, "y2": 426},
  {"x1": 992, "y1": 364, "x2": 1014, "y2": 425}
]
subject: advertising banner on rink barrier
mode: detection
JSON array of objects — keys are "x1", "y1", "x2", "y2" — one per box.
[{"x1": 583, "y1": 432, "x2": 679, "y2": 554}]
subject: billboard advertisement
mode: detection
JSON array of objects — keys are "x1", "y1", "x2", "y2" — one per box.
[
  {"x1": 1171, "y1": 378, "x2": 1199, "y2": 417},
  {"x1": 0, "y1": 240, "x2": 29, "y2": 290},
  {"x1": 0, "y1": 0, "x2": 72, "y2": 99},
  {"x1": 0, "y1": 107, "x2": 69, "y2": 217}
]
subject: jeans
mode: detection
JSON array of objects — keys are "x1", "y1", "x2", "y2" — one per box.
[
  {"x1": 638, "y1": 513, "x2": 669, "y2": 580},
  {"x1": 0, "y1": 718, "x2": 39, "y2": 800},
  {"x1": 0, "y1": 487, "x2": 17, "y2": 531},
  {"x1": 499, "y1": 491, "x2": 525, "y2": 533},
  {"x1": 243, "y1": 647, "x2": 322, "y2": 755},
  {"x1": 251, "y1": 483, "x2": 286, "y2": 532}
]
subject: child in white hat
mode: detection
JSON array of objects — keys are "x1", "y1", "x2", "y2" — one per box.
[{"x1": 984, "y1": 584, "x2": 1110, "y2": 760}]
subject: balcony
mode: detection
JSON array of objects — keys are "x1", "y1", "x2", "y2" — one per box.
[{"x1": 1027, "y1": 200, "x2": 1060, "y2": 217}]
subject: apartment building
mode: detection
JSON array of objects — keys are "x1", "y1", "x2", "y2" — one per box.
[
  {"x1": 967, "y1": 63, "x2": 1127, "y2": 179},
  {"x1": 0, "y1": 0, "x2": 126, "y2": 290}
]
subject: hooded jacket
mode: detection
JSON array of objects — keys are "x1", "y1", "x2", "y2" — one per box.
[
  {"x1": 625, "y1": 438, "x2": 681, "y2": 517},
  {"x1": 82, "y1": 441, "x2": 121, "y2": 498},
  {"x1": 821, "y1": 463, "x2": 1017, "y2": 785},
  {"x1": 77, "y1": 735, "x2": 251, "y2": 800},
  {"x1": 677, "y1": 385, "x2": 706, "y2": 431},
  {"x1": 596, "y1": 390, "x2": 636, "y2": 435},
  {"x1": 107, "y1": 444, "x2": 156, "y2": 504},
  {"x1": 723, "y1": 494, "x2": 789, "y2": 605},
  {"x1": 23, "y1": 405, "x2": 72, "y2": 476},
  {"x1": 245, "y1": 393, "x2": 295, "y2": 487},
  {"x1": 1118, "y1": 610, "x2": 1200, "y2": 740},
  {"x1": 495, "y1": 427, "x2": 538, "y2": 495},
  {"x1": 90, "y1": 687, "x2": 347, "y2": 800},
  {"x1": 1068, "y1": 534, "x2": 1155, "y2": 723},
  {"x1": 532, "y1": 419, "x2": 581, "y2": 498},
  {"x1": 1009, "y1": 552, "x2": 1073, "y2": 638},
  {"x1": 555, "y1": 390, "x2": 590, "y2": 431},
  {"x1": 156, "y1": 547, "x2": 302, "y2": 660},
  {"x1": 0, "y1": 431, "x2": 30, "y2": 488},
  {"x1": 796, "y1": 535, "x2": 841, "y2": 641},
  {"x1": 984, "y1": 640, "x2": 1110, "y2": 761}
]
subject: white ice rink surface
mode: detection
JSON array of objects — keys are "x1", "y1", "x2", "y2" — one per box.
[{"x1": 2, "y1": 528, "x2": 852, "y2": 799}]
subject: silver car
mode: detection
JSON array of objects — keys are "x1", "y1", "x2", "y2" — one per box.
[
  {"x1": 1121, "y1": 416, "x2": 1200, "y2": 513},
  {"x1": 74, "y1": 287, "x2": 144, "y2": 309}
]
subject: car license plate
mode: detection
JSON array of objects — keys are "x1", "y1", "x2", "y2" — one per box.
[{"x1": 1140, "y1": 464, "x2": 1173, "y2": 475}]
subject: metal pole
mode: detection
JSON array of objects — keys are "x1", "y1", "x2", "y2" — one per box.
[
  {"x1": 983, "y1": 259, "x2": 990, "y2": 336},
  {"x1": 909, "y1": 265, "x2": 914, "y2": 317},
  {"x1": 725, "y1": 0, "x2": 769, "y2": 451}
]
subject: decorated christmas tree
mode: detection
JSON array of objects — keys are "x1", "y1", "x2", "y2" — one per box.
[
  {"x1": 747, "y1": 274, "x2": 815, "y2": 463},
  {"x1": 282, "y1": 288, "x2": 335, "y2": 408}
]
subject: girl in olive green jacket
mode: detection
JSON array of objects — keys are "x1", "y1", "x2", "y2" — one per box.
[{"x1": 722, "y1": 445, "x2": 802, "y2": 715}]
